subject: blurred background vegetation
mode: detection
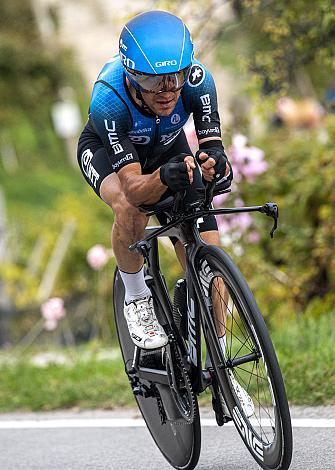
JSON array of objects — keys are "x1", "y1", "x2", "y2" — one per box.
[{"x1": 0, "y1": 0, "x2": 334, "y2": 409}]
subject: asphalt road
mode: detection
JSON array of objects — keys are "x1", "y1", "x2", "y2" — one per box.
[{"x1": 1, "y1": 408, "x2": 334, "y2": 470}]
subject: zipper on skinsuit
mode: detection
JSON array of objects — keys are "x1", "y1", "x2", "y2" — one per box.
[
  {"x1": 143, "y1": 115, "x2": 161, "y2": 169},
  {"x1": 153, "y1": 115, "x2": 160, "y2": 145}
]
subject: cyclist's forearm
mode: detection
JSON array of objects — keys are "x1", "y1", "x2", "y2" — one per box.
[{"x1": 120, "y1": 169, "x2": 167, "y2": 206}]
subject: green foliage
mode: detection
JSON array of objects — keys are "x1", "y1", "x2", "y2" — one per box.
[
  {"x1": 0, "y1": 0, "x2": 86, "y2": 161},
  {"x1": 230, "y1": 0, "x2": 335, "y2": 93},
  {"x1": 0, "y1": 311, "x2": 334, "y2": 412},
  {"x1": 213, "y1": 1, "x2": 335, "y2": 320},
  {"x1": 0, "y1": 0, "x2": 98, "y2": 317},
  {"x1": 228, "y1": 116, "x2": 335, "y2": 319},
  {"x1": 2, "y1": 184, "x2": 114, "y2": 311}
]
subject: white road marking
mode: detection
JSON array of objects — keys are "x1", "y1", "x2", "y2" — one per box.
[{"x1": 0, "y1": 418, "x2": 334, "y2": 429}]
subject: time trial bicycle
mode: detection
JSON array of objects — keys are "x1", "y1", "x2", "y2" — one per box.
[{"x1": 113, "y1": 183, "x2": 293, "y2": 470}]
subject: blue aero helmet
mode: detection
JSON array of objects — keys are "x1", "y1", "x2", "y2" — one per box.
[{"x1": 119, "y1": 11, "x2": 194, "y2": 94}]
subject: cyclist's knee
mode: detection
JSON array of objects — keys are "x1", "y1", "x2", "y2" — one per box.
[
  {"x1": 201, "y1": 230, "x2": 220, "y2": 246},
  {"x1": 113, "y1": 198, "x2": 147, "y2": 236}
]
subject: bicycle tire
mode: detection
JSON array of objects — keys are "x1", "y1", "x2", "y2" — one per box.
[
  {"x1": 196, "y1": 246, "x2": 293, "y2": 470},
  {"x1": 113, "y1": 268, "x2": 201, "y2": 470}
]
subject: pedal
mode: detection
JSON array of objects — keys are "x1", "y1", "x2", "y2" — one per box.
[{"x1": 132, "y1": 383, "x2": 154, "y2": 398}]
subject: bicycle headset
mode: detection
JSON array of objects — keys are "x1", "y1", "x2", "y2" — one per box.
[{"x1": 119, "y1": 10, "x2": 194, "y2": 94}]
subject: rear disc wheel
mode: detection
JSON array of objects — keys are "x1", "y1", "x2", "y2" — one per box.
[{"x1": 113, "y1": 268, "x2": 201, "y2": 470}]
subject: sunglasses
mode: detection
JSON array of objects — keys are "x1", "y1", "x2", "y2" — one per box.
[{"x1": 126, "y1": 66, "x2": 191, "y2": 94}]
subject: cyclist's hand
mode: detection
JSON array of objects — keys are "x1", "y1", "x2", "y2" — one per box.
[
  {"x1": 195, "y1": 146, "x2": 233, "y2": 192},
  {"x1": 160, "y1": 153, "x2": 196, "y2": 191},
  {"x1": 196, "y1": 147, "x2": 230, "y2": 182}
]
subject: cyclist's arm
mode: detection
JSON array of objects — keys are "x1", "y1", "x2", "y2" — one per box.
[
  {"x1": 184, "y1": 62, "x2": 223, "y2": 146},
  {"x1": 117, "y1": 163, "x2": 167, "y2": 207},
  {"x1": 183, "y1": 63, "x2": 231, "y2": 179},
  {"x1": 90, "y1": 117, "x2": 167, "y2": 205}
]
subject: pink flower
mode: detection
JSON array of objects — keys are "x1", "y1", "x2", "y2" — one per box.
[
  {"x1": 245, "y1": 146, "x2": 265, "y2": 163},
  {"x1": 234, "y1": 198, "x2": 245, "y2": 207},
  {"x1": 41, "y1": 297, "x2": 65, "y2": 331},
  {"x1": 231, "y1": 212, "x2": 253, "y2": 232},
  {"x1": 217, "y1": 211, "x2": 253, "y2": 240},
  {"x1": 217, "y1": 216, "x2": 231, "y2": 234},
  {"x1": 229, "y1": 134, "x2": 267, "y2": 183},
  {"x1": 213, "y1": 192, "x2": 230, "y2": 206},
  {"x1": 41, "y1": 297, "x2": 65, "y2": 321},
  {"x1": 242, "y1": 159, "x2": 268, "y2": 182},
  {"x1": 87, "y1": 244, "x2": 110, "y2": 270},
  {"x1": 248, "y1": 231, "x2": 261, "y2": 244},
  {"x1": 230, "y1": 145, "x2": 246, "y2": 167}
]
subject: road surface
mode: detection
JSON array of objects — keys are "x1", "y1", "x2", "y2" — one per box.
[{"x1": 0, "y1": 407, "x2": 334, "y2": 469}]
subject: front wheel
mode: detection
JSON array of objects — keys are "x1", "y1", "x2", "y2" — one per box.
[{"x1": 197, "y1": 246, "x2": 293, "y2": 470}]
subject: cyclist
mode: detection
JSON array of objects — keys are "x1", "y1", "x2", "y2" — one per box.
[
  {"x1": 78, "y1": 9, "x2": 231, "y2": 347},
  {"x1": 77, "y1": 10, "x2": 254, "y2": 417}
]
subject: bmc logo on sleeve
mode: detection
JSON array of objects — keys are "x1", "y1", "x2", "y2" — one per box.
[
  {"x1": 188, "y1": 64, "x2": 205, "y2": 87},
  {"x1": 104, "y1": 119, "x2": 124, "y2": 155},
  {"x1": 200, "y1": 94, "x2": 212, "y2": 122}
]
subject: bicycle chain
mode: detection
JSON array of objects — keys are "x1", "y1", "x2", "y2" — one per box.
[
  {"x1": 137, "y1": 347, "x2": 197, "y2": 427},
  {"x1": 163, "y1": 344, "x2": 198, "y2": 426}
]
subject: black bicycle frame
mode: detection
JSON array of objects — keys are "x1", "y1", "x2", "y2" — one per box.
[
  {"x1": 134, "y1": 221, "x2": 208, "y2": 393},
  {"x1": 129, "y1": 199, "x2": 278, "y2": 394}
]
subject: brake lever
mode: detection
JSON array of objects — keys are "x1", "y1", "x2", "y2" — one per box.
[{"x1": 260, "y1": 203, "x2": 279, "y2": 238}]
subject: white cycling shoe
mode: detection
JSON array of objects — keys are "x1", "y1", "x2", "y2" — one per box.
[
  {"x1": 124, "y1": 296, "x2": 168, "y2": 349},
  {"x1": 228, "y1": 371, "x2": 255, "y2": 418}
]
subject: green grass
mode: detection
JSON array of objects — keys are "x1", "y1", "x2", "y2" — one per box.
[
  {"x1": 0, "y1": 314, "x2": 334, "y2": 412},
  {"x1": 0, "y1": 352, "x2": 133, "y2": 412},
  {"x1": 271, "y1": 313, "x2": 335, "y2": 405}
]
